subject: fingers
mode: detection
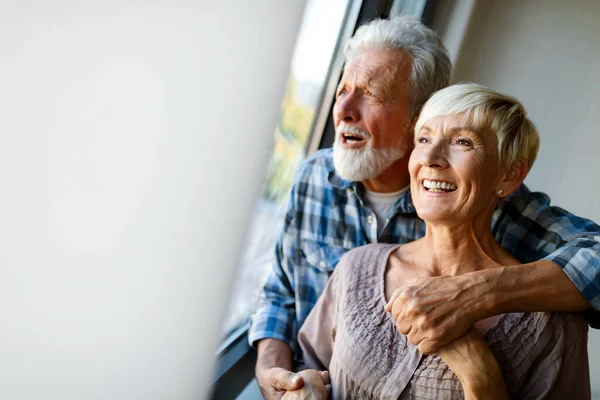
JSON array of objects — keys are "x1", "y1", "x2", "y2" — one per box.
[
  {"x1": 272, "y1": 370, "x2": 303, "y2": 391},
  {"x1": 395, "y1": 316, "x2": 411, "y2": 336},
  {"x1": 319, "y1": 370, "x2": 330, "y2": 385},
  {"x1": 417, "y1": 339, "x2": 441, "y2": 355},
  {"x1": 325, "y1": 384, "x2": 332, "y2": 398},
  {"x1": 384, "y1": 288, "x2": 402, "y2": 312}
]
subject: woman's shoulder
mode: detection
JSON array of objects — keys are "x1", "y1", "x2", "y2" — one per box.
[
  {"x1": 336, "y1": 243, "x2": 400, "y2": 277},
  {"x1": 544, "y1": 311, "x2": 588, "y2": 343},
  {"x1": 489, "y1": 311, "x2": 587, "y2": 349},
  {"x1": 487, "y1": 311, "x2": 588, "y2": 389},
  {"x1": 524, "y1": 311, "x2": 587, "y2": 341}
]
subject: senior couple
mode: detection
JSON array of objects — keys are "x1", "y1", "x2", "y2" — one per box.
[{"x1": 250, "y1": 16, "x2": 600, "y2": 399}]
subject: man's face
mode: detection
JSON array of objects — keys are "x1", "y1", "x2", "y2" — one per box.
[{"x1": 332, "y1": 49, "x2": 413, "y2": 182}]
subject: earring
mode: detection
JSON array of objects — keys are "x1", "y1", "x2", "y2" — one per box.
[{"x1": 497, "y1": 189, "x2": 504, "y2": 196}]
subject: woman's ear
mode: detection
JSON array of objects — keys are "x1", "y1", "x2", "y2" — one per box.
[{"x1": 497, "y1": 159, "x2": 528, "y2": 197}]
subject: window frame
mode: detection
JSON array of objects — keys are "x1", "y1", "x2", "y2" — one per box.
[{"x1": 211, "y1": 1, "x2": 435, "y2": 398}]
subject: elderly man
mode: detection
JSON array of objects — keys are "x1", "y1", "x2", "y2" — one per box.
[{"x1": 249, "y1": 16, "x2": 600, "y2": 399}]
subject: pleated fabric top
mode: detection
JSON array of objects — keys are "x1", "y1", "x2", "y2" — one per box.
[{"x1": 298, "y1": 244, "x2": 590, "y2": 399}]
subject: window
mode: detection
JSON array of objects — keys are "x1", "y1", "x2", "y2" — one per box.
[
  {"x1": 212, "y1": 0, "x2": 434, "y2": 397},
  {"x1": 220, "y1": 0, "x2": 357, "y2": 339}
]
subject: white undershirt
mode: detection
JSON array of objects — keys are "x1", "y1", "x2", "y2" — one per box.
[{"x1": 363, "y1": 185, "x2": 409, "y2": 236}]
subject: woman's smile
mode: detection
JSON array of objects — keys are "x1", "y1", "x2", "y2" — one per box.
[{"x1": 422, "y1": 179, "x2": 457, "y2": 193}]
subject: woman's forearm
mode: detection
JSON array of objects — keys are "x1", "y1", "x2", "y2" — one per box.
[
  {"x1": 459, "y1": 360, "x2": 509, "y2": 400},
  {"x1": 438, "y1": 330, "x2": 509, "y2": 400}
]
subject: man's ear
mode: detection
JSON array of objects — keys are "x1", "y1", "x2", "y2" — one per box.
[{"x1": 497, "y1": 159, "x2": 528, "y2": 197}]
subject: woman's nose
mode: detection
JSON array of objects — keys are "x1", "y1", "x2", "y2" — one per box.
[
  {"x1": 421, "y1": 143, "x2": 448, "y2": 168},
  {"x1": 334, "y1": 92, "x2": 360, "y2": 123}
]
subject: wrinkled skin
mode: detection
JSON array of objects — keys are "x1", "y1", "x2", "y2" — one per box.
[
  {"x1": 281, "y1": 370, "x2": 330, "y2": 400},
  {"x1": 385, "y1": 274, "x2": 484, "y2": 354}
]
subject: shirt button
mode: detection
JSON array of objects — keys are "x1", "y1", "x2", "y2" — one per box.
[
  {"x1": 319, "y1": 261, "x2": 327, "y2": 268},
  {"x1": 408, "y1": 202, "x2": 414, "y2": 208},
  {"x1": 367, "y1": 215, "x2": 373, "y2": 223}
]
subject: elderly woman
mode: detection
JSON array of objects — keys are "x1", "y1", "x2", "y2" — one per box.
[{"x1": 284, "y1": 83, "x2": 590, "y2": 399}]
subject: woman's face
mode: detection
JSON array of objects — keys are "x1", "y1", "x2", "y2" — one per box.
[{"x1": 409, "y1": 113, "x2": 502, "y2": 225}]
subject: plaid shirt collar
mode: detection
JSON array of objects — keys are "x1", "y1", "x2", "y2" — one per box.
[{"x1": 326, "y1": 154, "x2": 417, "y2": 216}]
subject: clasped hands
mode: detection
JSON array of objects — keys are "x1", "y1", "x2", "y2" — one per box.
[
  {"x1": 384, "y1": 273, "x2": 487, "y2": 354},
  {"x1": 384, "y1": 273, "x2": 508, "y2": 396},
  {"x1": 257, "y1": 367, "x2": 331, "y2": 400}
]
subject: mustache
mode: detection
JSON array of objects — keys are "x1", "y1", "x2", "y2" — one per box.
[{"x1": 335, "y1": 122, "x2": 370, "y2": 139}]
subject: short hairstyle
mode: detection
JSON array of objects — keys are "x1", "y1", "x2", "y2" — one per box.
[
  {"x1": 415, "y1": 83, "x2": 540, "y2": 171},
  {"x1": 344, "y1": 16, "x2": 451, "y2": 118}
]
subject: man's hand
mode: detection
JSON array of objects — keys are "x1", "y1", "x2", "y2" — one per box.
[
  {"x1": 384, "y1": 273, "x2": 490, "y2": 354},
  {"x1": 384, "y1": 259, "x2": 591, "y2": 354},
  {"x1": 255, "y1": 339, "x2": 304, "y2": 399},
  {"x1": 281, "y1": 370, "x2": 331, "y2": 400},
  {"x1": 256, "y1": 366, "x2": 304, "y2": 400}
]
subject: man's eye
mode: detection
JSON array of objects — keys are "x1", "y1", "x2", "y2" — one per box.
[
  {"x1": 365, "y1": 90, "x2": 377, "y2": 98},
  {"x1": 337, "y1": 89, "x2": 347, "y2": 97}
]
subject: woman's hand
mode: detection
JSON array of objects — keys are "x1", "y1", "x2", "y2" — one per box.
[
  {"x1": 438, "y1": 329, "x2": 508, "y2": 400},
  {"x1": 281, "y1": 369, "x2": 330, "y2": 400}
]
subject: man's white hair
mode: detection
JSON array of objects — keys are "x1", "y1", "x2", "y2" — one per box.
[
  {"x1": 345, "y1": 16, "x2": 451, "y2": 118},
  {"x1": 415, "y1": 82, "x2": 540, "y2": 170}
]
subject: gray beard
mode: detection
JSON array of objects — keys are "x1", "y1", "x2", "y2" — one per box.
[{"x1": 332, "y1": 138, "x2": 407, "y2": 182}]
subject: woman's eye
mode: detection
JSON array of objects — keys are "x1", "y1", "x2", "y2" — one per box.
[
  {"x1": 456, "y1": 138, "x2": 473, "y2": 146},
  {"x1": 416, "y1": 137, "x2": 428, "y2": 143}
]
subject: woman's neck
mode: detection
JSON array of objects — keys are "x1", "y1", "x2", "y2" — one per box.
[{"x1": 417, "y1": 215, "x2": 513, "y2": 276}]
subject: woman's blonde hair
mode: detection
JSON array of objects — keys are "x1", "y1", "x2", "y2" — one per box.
[{"x1": 415, "y1": 83, "x2": 540, "y2": 171}]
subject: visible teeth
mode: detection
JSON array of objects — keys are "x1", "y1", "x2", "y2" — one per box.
[
  {"x1": 342, "y1": 133, "x2": 364, "y2": 141},
  {"x1": 423, "y1": 180, "x2": 457, "y2": 191}
]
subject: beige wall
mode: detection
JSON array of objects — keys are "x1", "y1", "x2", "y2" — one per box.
[{"x1": 431, "y1": 0, "x2": 600, "y2": 395}]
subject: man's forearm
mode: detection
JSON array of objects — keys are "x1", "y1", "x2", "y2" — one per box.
[
  {"x1": 476, "y1": 259, "x2": 590, "y2": 318},
  {"x1": 256, "y1": 338, "x2": 294, "y2": 372}
]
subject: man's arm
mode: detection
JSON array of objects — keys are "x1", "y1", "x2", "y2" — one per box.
[
  {"x1": 387, "y1": 185, "x2": 600, "y2": 354},
  {"x1": 249, "y1": 180, "x2": 306, "y2": 399},
  {"x1": 387, "y1": 259, "x2": 589, "y2": 354},
  {"x1": 482, "y1": 259, "x2": 590, "y2": 313},
  {"x1": 494, "y1": 185, "x2": 600, "y2": 313},
  {"x1": 255, "y1": 339, "x2": 304, "y2": 399}
]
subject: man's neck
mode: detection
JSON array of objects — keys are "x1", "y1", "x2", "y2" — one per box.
[{"x1": 361, "y1": 156, "x2": 410, "y2": 193}]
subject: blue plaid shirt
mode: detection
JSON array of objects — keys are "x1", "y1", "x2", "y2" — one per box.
[{"x1": 248, "y1": 148, "x2": 600, "y2": 355}]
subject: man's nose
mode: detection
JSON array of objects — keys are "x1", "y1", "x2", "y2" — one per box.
[{"x1": 334, "y1": 92, "x2": 360, "y2": 123}]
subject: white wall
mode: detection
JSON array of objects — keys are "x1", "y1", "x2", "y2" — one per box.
[
  {"x1": 0, "y1": 1, "x2": 305, "y2": 399},
  {"x1": 431, "y1": 0, "x2": 600, "y2": 395}
]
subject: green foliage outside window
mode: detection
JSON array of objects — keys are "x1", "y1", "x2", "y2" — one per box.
[{"x1": 263, "y1": 76, "x2": 315, "y2": 205}]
